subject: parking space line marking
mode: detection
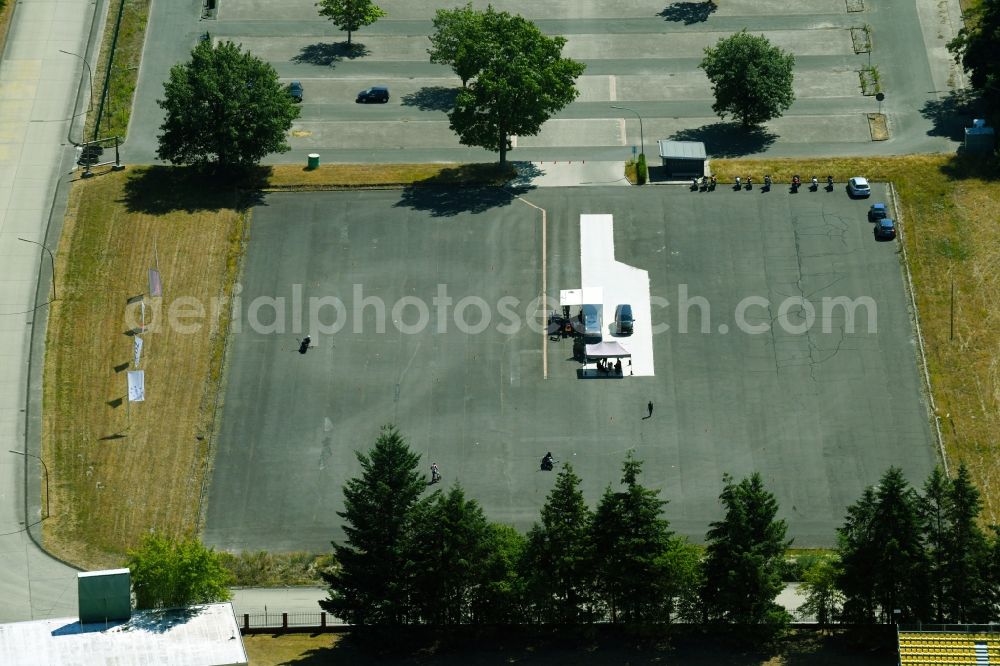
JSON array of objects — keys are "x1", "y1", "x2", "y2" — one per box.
[{"x1": 516, "y1": 196, "x2": 547, "y2": 379}]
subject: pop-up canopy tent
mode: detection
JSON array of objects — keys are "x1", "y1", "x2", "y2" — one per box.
[{"x1": 585, "y1": 340, "x2": 631, "y2": 359}]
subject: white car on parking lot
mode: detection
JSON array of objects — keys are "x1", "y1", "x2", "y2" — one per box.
[{"x1": 847, "y1": 177, "x2": 871, "y2": 198}]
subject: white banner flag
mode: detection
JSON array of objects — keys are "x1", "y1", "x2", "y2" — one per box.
[
  {"x1": 133, "y1": 336, "x2": 143, "y2": 368},
  {"x1": 127, "y1": 371, "x2": 145, "y2": 402}
]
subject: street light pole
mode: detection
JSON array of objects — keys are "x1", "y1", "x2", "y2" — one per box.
[
  {"x1": 9, "y1": 450, "x2": 50, "y2": 519},
  {"x1": 59, "y1": 49, "x2": 94, "y2": 112},
  {"x1": 611, "y1": 105, "x2": 645, "y2": 157},
  {"x1": 18, "y1": 237, "x2": 56, "y2": 301}
]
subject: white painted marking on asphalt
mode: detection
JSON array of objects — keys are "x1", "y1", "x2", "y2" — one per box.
[{"x1": 580, "y1": 214, "x2": 654, "y2": 377}]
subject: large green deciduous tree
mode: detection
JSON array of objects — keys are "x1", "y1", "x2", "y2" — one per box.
[
  {"x1": 700, "y1": 472, "x2": 791, "y2": 640},
  {"x1": 522, "y1": 463, "x2": 593, "y2": 624},
  {"x1": 125, "y1": 534, "x2": 231, "y2": 609},
  {"x1": 837, "y1": 467, "x2": 929, "y2": 623},
  {"x1": 428, "y1": 4, "x2": 485, "y2": 87},
  {"x1": 948, "y1": 0, "x2": 1000, "y2": 115},
  {"x1": 157, "y1": 40, "x2": 299, "y2": 168},
  {"x1": 321, "y1": 425, "x2": 425, "y2": 627},
  {"x1": 447, "y1": 8, "x2": 585, "y2": 165},
  {"x1": 796, "y1": 555, "x2": 843, "y2": 626},
  {"x1": 316, "y1": 0, "x2": 386, "y2": 45},
  {"x1": 699, "y1": 29, "x2": 795, "y2": 127},
  {"x1": 590, "y1": 452, "x2": 692, "y2": 624}
]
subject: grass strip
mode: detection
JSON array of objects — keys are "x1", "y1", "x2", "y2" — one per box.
[
  {"x1": 86, "y1": 0, "x2": 150, "y2": 142},
  {"x1": 264, "y1": 162, "x2": 516, "y2": 189},
  {"x1": 43, "y1": 166, "x2": 247, "y2": 568},
  {"x1": 0, "y1": 0, "x2": 13, "y2": 57},
  {"x1": 221, "y1": 551, "x2": 334, "y2": 587}
]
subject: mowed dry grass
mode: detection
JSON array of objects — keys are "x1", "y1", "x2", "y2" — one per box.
[
  {"x1": 43, "y1": 167, "x2": 247, "y2": 568},
  {"x1": 265, "y1": 162, "x2": 514, "y2": 189},
  {"x1": 715, "y1": 155, "x2": 1000, "y2": 521}
]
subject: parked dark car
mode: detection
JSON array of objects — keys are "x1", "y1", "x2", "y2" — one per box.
[
  {"x1": 288, "y1": 81, "x2": 303, "y2": 103},
  {"x1": 874, "y1": 218, "x2": 896, "y2": 240},
  {"x1": 868, "y1": 203, "x2": 887, "y2": 221},
  {"x1": 614, "y1": 304, "x2": 634, "y2": 335},
  {"x1": 356, "y1": 86, "x2": 389, "y2": 103}
]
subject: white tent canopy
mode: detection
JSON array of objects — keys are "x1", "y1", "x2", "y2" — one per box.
[{"x1": 585, "y1": 341, "x2": 631, "y2": 358}]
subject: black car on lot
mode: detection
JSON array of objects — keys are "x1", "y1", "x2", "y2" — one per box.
[
  {"x1": 614, "y1": 304, "x2": 634, "y2": 335},
  {"x1": 288, "y1": 81, "x2": 303, "y2": 103},
  {"x1": 874, "y1": 218, "x2": 896, "y2": 240},
  {"x1": 357, "y1": 86, "x2": 389, "y2": 103}
]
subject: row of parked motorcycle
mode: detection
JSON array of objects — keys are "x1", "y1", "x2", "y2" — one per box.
[{"x1": 690, "y1": 174, "x2": 835, "y2": 192}]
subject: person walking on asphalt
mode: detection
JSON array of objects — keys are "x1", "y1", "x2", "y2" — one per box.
[
  {"x1": 430, "y1": 462, "x2": 441, "y2": 484},
  {"x1": 646, "y1": 401, "x2": 654, "y2": 419}
]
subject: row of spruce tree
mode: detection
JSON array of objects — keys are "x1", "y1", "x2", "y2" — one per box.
[{"x1": 321, "y1": 426, "x2": 1000, "y2": 633}]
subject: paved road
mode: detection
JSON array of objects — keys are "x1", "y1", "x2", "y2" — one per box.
[
  {"x1": 123, "y1": 0, "x2": 967, "y2": 165},
  {"x1": 230, "y1": 583, "x2": 810, "y2": 621},
  {"x1": 0, "y1": 0, "x2": 99, "y2": 622}
]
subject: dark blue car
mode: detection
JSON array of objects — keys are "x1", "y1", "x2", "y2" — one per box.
[{"x1": 868, "y1": 203, "x2": 887, "y2": 221}]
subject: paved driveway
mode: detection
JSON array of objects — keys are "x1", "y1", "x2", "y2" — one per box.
[{"x1": 204, "y1": 185, "x2": 935, "y2": 552}]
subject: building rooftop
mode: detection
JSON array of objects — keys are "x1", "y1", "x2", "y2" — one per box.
[{"x1": 0, "y1": 602, "x2": 247, "y2": 666}]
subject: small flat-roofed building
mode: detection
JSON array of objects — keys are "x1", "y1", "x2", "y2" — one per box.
[
  {"x1": 0, "y1": 602, "x2": 248, "y2": 666},
  {"x1": 965, "y1": 119, "x2": 996, "y2": 154},
  {"x1": 1, "y1": 569, "x2": 246, "y2": 666},
  {"x1": 656, "y1": 139, "x2": 707, "y2": 177}
]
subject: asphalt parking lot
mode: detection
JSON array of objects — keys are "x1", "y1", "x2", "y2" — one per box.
[
  {"x1": 204, "y1": 184, "x2": 935, "y2": 552},
  {"x1": 124, "y1": 0, "x2": 965, "y2": 164}
]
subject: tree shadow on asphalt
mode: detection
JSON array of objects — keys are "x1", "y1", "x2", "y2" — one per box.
[
  {"x1": 658, "y1": 0, "x2": 717, "y2": 24},
  {"x1": 919, "y1": 89, "x2": 983, "y2": 142},
  {"x1": 394, "y1": 163, "x2": 527, "y2": 218},
  {"x1": 122, "y1": 166, "x2": 266, "y2": 214},
  {"x1": 400, "y1": 86, "x2": 459, "y2": 112},
  {"x1": 292, "y1": 42, "x2": 370, "y2": 67},
  {"x1": 395, "y1": 185, "x2": 521, "y2": 218},
  {"x1": 670, "y1": 122, "x2": 777, "y2": 158}
]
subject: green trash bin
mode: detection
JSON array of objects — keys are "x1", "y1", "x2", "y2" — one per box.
[{"x1": 307, "y1": 153, "x2": 320, "y2": 170}]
